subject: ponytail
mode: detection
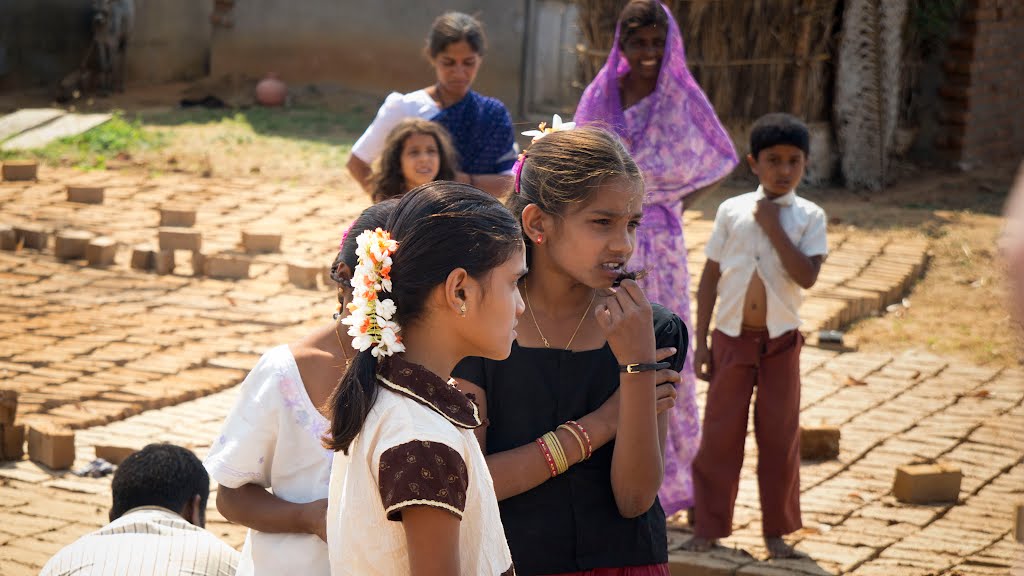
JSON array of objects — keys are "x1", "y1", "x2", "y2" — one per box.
[{"x1": 325, "y1": 349, "x2": 379, "y2": 454}]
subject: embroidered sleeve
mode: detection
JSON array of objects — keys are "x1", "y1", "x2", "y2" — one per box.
[
  {"x1": 204, "y1": 351, "x2": 280, "y2": 488},
  {"x1": 378, "y1": 440, "x2": 468, "y2": 521}
]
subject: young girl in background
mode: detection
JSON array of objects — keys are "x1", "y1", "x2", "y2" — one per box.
[{"x1": 368, "y1": 118, "x2": 458, "y2": 203}]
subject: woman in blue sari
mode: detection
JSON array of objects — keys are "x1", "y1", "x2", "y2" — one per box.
[{"x1": 347, "y1": 12, "x2": 516, "y2": 198}]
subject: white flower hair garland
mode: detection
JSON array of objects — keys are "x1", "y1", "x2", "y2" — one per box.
[
  {"x1": 341, "y1": 228, "x2": 405, "y2": 358},
  {"x1": 521, "y1": 114, "x2": 576, "y2": 143}
]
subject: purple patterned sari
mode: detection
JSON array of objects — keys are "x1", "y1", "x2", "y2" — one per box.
[{"x1": 575, "y1": 3, "x2": 738, "y2": 514}]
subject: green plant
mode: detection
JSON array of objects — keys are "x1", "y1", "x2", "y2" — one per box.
[{"x1": 0, "y1": 112, "x2": 166, "y2": 170}]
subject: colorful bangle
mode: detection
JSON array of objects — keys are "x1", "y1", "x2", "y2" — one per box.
[
  {"x1": 566, "y1": 420, "x2": 592, "y2": 460},
  {"x1": 535, "y1": 437, "x2": 558, "y2": 478},
  {"x1": 543, "y1": 431, "x2": 568, "y2": 475},
  {"x1": 558, "y1": 423, "x2": 586, "y2": 464}
]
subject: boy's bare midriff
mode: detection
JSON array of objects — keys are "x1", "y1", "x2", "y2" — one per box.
[{"x1": 742, "y1": 272, "x2": 768, "y2": 329}]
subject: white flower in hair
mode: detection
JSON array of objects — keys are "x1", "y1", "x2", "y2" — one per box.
[
  {"x1": 522, "y1": 114, "x2": 576, "y2": 142},
  {"x1": 342, "y1": 228, "x2": 405, "y2": 357}
]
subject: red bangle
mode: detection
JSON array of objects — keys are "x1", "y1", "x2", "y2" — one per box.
[
  {"x1": 535, "y1": 437, "x2": 558, "y2": 478},
  {"x1": 566, "y1": 420, "x2": 592, "y2": 460}
]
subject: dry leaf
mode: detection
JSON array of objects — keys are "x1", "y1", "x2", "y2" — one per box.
[
  {"x1": 967, "y1": 389, "x2": 991, "y2": 399},
  {"x1": 845, "y1": 375, "x2": 868, "y2": 386}
]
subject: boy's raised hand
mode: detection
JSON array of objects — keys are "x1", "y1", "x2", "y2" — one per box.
[{"x1": 754, "y1": 198, "x2": 782, "y2": 233}]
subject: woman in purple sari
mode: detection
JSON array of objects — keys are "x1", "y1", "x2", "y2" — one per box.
[{"x1": 575, "y1": 0, "x2": 738, "y2": 516}]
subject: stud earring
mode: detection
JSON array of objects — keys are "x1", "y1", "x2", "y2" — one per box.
[
  {"x1": 536, "y1": 235, "x2": 543, "y2": 244},
  {"x1": 459, "y1": 302, "x2": 467, "y2": 316}
]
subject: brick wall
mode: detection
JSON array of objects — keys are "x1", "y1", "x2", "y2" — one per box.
[{"x1": 938, "y1": 0, "x2": 1024, "y2": 165}]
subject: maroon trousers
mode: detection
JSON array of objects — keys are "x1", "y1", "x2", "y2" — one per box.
[{"x1": 692, "y1": 328, "x2": 803, "y2": 539}]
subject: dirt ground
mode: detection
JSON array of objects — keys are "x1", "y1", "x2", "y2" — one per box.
[{"x1": 4, "y1": 82, "x2": 1021, "y2": 369}]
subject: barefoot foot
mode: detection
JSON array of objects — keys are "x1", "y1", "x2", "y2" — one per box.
[
  {"x1": 765, "y1": 536, "x2": 806, "y2": 559},
  {"x1": 681, "y1": 536, "x2": 717, "y2": 552}
]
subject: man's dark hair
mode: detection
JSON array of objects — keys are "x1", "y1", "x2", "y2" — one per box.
[
  {"x1": 109, "y1": 443, "x2": 209, "y2": 522},
  {"x1": 750, "y1": 113, "x2": 810, "y2": 159}
]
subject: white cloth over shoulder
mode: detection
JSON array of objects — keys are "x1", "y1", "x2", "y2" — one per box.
[
  {"x1": 705, "y1": 186, "x2": 829, "y2": 338},
  {"x1": 39, "y1": 506, "x2": 239, "y2": 576},
  {"x1": 350, "y1": 90, "x2": 440, "y2": 165},
  {"x1": 204, "y1": 345, "x2": 335, "y2": 576}
]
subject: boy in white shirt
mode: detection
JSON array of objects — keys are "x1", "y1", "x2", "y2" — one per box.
[{"x1": 686, "y1": 113, "x2": 828, "y2": 559}]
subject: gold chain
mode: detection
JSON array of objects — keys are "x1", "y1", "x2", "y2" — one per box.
[
  {"x1": 334, "y1": 321, "x2": 351, "y2": 368},
  {"x1": 524, "y1": 281, "x2": 596, "y2": 351}
]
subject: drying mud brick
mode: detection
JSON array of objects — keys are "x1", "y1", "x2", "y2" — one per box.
[
  {"x1": 2, "y1": 160, "x2": 38, "y2": 181},
  {"x1": 1014, "y1": 503, "x2": 1024, "y2": 544},
  {"x1": 55, "y1": 230, "x2": 93, "y2": 259},
  {"x1": 1, "y1": 423, "x2": 25, "y2": 460},
  {"x1": 801, "y1": 424, "x2": 841, "y2": 460},
  {"x1": 205, "y1": 254, "x2": 250, "y2": 279},
  {"x1": 66, "y1": 185, "x2": 104, "y2": 204},
  {"x1": 893, "y1": 463, "x2": 962, "y2": 504},
  {"x1": 288, "y1": 262, "x2": 320, "y2": 289},
  {"x1": 242, "y1": 229, "x2": 282, "y2": 253},
  {"x1": 0, "y1": 224, "x2": 16, "y2": 250},
  {"x1": 158, "y1": 227, "x2": 202, "y2": 251},
  {"x1": 95, "y1": 444, "x2": 138, "y2": 465},
  {"x1": 27, "y1": 424, "x2": 75, "y2": 470},
  {"x1": 86, "y1": 237, "x2": 117, "y2": 267},
  {"x1": 191, "y1": 251, "x2": 206, "y2": 276},
  {"x1": 14, "y1": 225, "x2": 49, "y2": 250},
  {"x1": 130, "y1": 244, "x2": 156, "y2": 270},
  {"x1": 0, "y1": 390, "x2": 18, "y2": 425},
  {"x1": 159, "y1": 206, "x2": 197, "y2": 227},
  {"x1": 155, "y1": 249, "x2": 176, "y2": 275}
]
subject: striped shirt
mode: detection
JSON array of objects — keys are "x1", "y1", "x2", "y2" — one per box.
[{"x1": 39, "y1": 506, "x2": 239, "y2": 576}]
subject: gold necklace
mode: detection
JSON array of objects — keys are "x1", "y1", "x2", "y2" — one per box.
[
  {"x1": 524, "y1": 280, "x2": 596, "y2": 351},
  {"x1": 334, "y1": 321, "x2": 351, "y2": 368}
]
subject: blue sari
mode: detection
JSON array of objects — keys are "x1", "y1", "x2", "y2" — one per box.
[{"x1": 433, "y1": 91, "x2": 517, "y2": 175}]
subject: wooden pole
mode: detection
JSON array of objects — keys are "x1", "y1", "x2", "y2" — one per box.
[{"x1": 791, "y1": 6, "x2": 814, "y2": 116}]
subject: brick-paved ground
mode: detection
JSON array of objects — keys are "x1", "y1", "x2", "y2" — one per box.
[
  {"x1": 1, "y1": 166, "x2": 1018, "y2": 575},
  {"x1": 0, "y1": 349, "x2": 1020, "y2": 575},
  {"x1": 1, "y1": 167, "x2": 926, "y2": 431}
]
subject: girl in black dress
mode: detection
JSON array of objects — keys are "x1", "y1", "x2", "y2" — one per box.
[{"x1": 454, "y1": 127, "x2": 688, "y2": 575}]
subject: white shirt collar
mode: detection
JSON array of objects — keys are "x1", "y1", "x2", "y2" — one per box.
[{"x1": 756, "y1": 185, "x2": 796, "y2": 207}]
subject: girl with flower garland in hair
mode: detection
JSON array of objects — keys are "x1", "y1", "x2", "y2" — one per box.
[
  {"x1": 452, "y1": 125, "x2": 686, "y2": 575},
  {"x1": 204, "y1": 200, "x2": 397, "y2": 576},
  {"x1": 325, "y1": 182, "x2": 525, "y2": 576},
  {"x1": 367, "y1": 118, "x2": 459, "y2": 204}
]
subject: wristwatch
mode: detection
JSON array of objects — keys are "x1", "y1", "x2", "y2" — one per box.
[{"x1": 619, "y1": 361, "x2": 671, "y2": 374}]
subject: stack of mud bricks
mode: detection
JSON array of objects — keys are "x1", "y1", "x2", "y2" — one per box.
[
  {"x1": 894, "y1": 461, "x2": 962, "y2": 504},
  {"x1": 132, "y1": 205, "x2": 198, "y2": 275},
  {"x1": 0, "y1": 390, "x2": 26, "y2": 462},
  {"x1": 1, "y1": 387, "x2": 74, "y2": 469},
  {"x1": 937, "y1": 0, "x2": 1024, "y2": 165}
]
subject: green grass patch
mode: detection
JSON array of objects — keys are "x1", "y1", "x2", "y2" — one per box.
[{"x1": 1, "y1": 112, "x2": 166, "y2": 170}]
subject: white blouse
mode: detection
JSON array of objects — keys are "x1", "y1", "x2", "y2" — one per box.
[
  {"x1": 205, "y1": 345, "x2": 335, "y2": 576},
  {"x1": 350, "y1": 90, "x2": 440, "y2": 165},
  {"x1": 327, "y1": 356, "x2": 513, "y2": 576}
]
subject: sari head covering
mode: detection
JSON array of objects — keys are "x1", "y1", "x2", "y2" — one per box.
[{"x1": 574, "y1": 1, "x2": 738, "y2": 203}]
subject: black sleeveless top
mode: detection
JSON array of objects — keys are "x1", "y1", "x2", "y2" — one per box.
[{"x1": 453, "y1": 304, "x2": 688, "y2": 575}]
